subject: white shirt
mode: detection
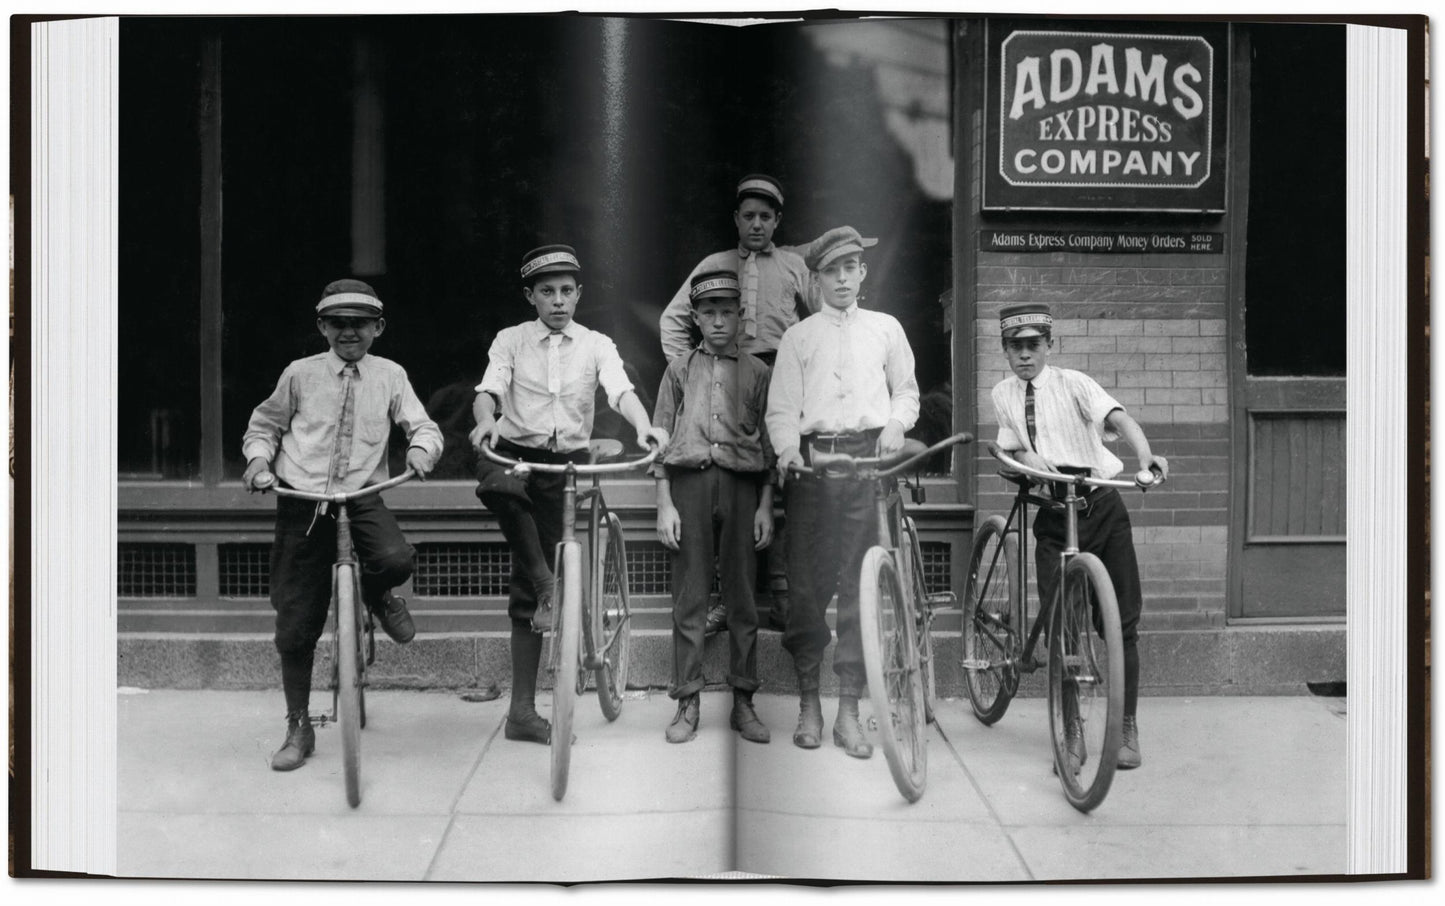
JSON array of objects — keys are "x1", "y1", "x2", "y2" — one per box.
[
  {"x1": 991, "y1": 364, "x2": 1125, "y2": 479},
  {"x1": 765, "y1": 302, "x2": 920, "y2": 457},
  {"x1": 477, "y1": 319, "x2": 635, "y2": 453}
]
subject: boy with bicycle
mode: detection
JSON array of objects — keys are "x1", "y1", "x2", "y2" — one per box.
[
  {"x1": 469, "y1": 244, "x2": 669, "y2": 745},
  {"x1": 652, "y1": 269, "x2": 776, "y2": 745},
  {"x1": 242, "y1": 279, "x2": 443, "y2": 772},
  {"x1": 767, "y1": 226, "x2": 920, "y2": 759},
  {"x1": 989, "y1": 302, "x2": 1169, "y2": 772}
]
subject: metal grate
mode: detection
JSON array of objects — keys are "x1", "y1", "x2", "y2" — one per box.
[
  {"x1": 626, "y1": 542, "x2": 674, "y2": 595},
  {"x1": 412, "y1": 542, "x2": 512, "y2": 597},
  {"x1": 118, "y1": 543, "x2": 196, "y2": 598},
  {"x1": 920, "y1": 541, "x2": 952, "y2": 596},
  {"x1": 219, "y1": 543, "x2": 272, "y2": 598}
]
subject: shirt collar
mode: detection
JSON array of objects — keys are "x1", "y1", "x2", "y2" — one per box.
[
  {"x1": 737, "y1": 242, "x2": 775, "y2": 259},
  {"x1": 1016, "y1": 364, "x2": 1054, "y2": 387},
  {"x1": 325, "y1": 349, "x2": 364, "y2": 375},
  {"x1": 818, "y1": 302, "x2": 859, "y2": 323},
  {"x1": 532, "y1": 319, "x2": 581, "y2": 341},
  {"x1": 694, "y1": 341, "x2": 740, "y2": 360}
]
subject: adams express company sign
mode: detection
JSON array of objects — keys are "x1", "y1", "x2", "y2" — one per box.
[{"x1": 984, "y1": 22, "x2": 1228, "y2": 212}]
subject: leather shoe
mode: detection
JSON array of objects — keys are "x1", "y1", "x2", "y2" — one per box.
[
  {"x1": 1053, "y1": 718, "x2": 1086, "y2": 776},
  {"x1": 730, "y1": 693, "x2": 770, "y2": 744},
  {"x1": 665, "y1": 694, "x2": 700, "y2": 743},
  {"x1": 504, "y1": 709, "x2": 552, "y2": 744},
  {"x1": 832, "y1": 696, "x2": 874, "y2": 759},
  {"x1": 793, "y1": 690, "x2": 823, "y2": 749},
  {"x1": 703, "y1": 601, "x2": 727, "y2": 637},
  {"x1": 270, "y1": 710, "x2": 315, "y2": 771},
  {"x1": 530, "y1": 589, "x2": 554, "y2": 635},
  {"x1": 1118, "y1": 715, "x2": 1142, "y2": 769},
  {"x1": 371, "y1": 592, "x2": 416, "y2": 643}
]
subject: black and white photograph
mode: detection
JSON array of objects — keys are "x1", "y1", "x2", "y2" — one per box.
[{"x1": 15, "y1": 3, "x2": 1426, "y2": 889}]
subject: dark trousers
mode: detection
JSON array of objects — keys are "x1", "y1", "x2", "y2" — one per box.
[
  {"x1": 667, "y1": 466, "x2": 763, "y2": 698},
  {"x1": 476, "y1": 438, "x2": 590, "y2": 623},
  {"x1": 270, "y1": 490, "x2": 414, "y2": 713},
  {"x1": 783, "y1": 434, "x2": 881, "y2": 697},
  {"x1": 1033, "y1": 487, "x2": 1143, "y2": 716}
]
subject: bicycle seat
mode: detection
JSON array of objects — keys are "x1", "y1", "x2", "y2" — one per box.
[{"x1": 588, "y1": 439, "x2": 626, "y2": 464}]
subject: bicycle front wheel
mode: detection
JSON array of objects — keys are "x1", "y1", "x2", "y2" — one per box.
[
  {"x1": 1047, "y1": 552, "x2": 1125, "y2": 813},
  {"x1": 334, "y1": 563, "x2": 363, "y2": 808},
  {"x1": 592, "y1": 509, "x2": 631, "y2": 721},
  {"x1": 859, "y1": 546, "x2": 927, "y2": 803},
  {"x1": 550, "y1": 543, "x2": 583, "y2": 802},
  {"x1": 899, "y1": 518, "x2": 936, "y2": 723},
  {"x1": 962, "y1": 515, "x2": 1022, "y2": 725}
]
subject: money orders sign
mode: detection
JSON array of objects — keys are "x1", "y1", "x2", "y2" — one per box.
[{"x1": 984, "y1": 21, "x2": 1228, "y2": 212}]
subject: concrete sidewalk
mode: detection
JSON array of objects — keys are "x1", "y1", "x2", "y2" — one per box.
[{"x1": 116, "y1": 688, "x2": 1346, "y2": 883}]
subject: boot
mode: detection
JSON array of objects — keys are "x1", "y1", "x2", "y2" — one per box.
[
  {"x1": 1118, "y1": 715, "x2": 1142, "y2": 769},
  {"x1": 505, "y1": 623, "x2": 551, "y2": 744},
  {"x1": 832, "y1": 695, "x2": 874, "y2": 759},
  {"x1": 730, "y1": 690, "x2": 770, "y2": 744},
  {"x1": 270, "y1": 710, "x2": 315, "y2": 771},
  {"x1": 665, "y1": 693, "x2": 700, "y2": 744},
  {"x1": 1053, "y1": 718, "x2": 1086, "y2": 776},
  {"x1": 793, "y1": 688, "x2": 823, "y2": 749}
]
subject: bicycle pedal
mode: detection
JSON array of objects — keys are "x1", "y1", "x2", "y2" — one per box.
[
  {"x1": 961, "y1": 658, "x2": 995, "y2": 670},
  {"x1": 925, "y1": 592, "x2": 956, "y2": 608}
]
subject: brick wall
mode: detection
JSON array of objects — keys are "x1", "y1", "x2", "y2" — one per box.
[{"x1": 970, "y1": 254, "x2": 1231, "y2": 631}]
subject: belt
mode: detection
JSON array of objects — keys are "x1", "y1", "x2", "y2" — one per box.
[{"x1": 802, "y1": 428, "x2": 881, "y2": 456}]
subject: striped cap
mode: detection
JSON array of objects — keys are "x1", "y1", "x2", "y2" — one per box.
[
  {"x1": 689, "y1": 269, "x2": 742, "y2": 304},
  {"x1": 520, "y1": 244, "x2": 581, "y2": 281},
  {"x1": 736, "y1": 173, "x2": 784, "y2": 208},
  {"x1": 316, "y1": 279, "x2": 383, "y2": 318}
]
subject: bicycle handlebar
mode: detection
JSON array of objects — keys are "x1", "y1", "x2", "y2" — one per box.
[
  {"x1": 255, "y1": 468, "x2": 417, "y2": 504},
  {"x1": 787, "y1": 432, "x2": 975, "y2": 478},
  {"x1": 480, "y1": 439, "x2": 660, "y2": 475},
  {"x1": 987, "y1": 443, "x2": 1163, "y2": 491}
]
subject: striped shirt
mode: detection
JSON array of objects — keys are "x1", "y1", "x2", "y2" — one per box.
[
  {"x1": 991, "y1": 365, "x2": 1125, "y2": 479},
  {"x1": 765, "y1": 302, "x2": 920, "y2": 459},
  {"x1": 242, "y1": 351, "x2": 443, "y2": 494},
  {"x1": 476, "y1": 318, "x2": 635, "y2": 453}
]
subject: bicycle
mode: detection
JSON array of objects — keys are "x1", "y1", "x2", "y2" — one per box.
[
  {"x1": 788, "y1": 431, "x2": 975, "y2": 803},
  {"x1": 480, "y1": 438, "x2": 659, "y2": 801},
  {"x1": 962, "y1": 443, "x2": 1162, "y2": 812},
  {"x1": 254, "y1": 467, "x2": 416, "y2": 809}
]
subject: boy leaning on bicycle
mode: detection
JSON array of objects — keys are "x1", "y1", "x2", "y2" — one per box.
[
  {"x1": 241, "y1": 280, "x2": 443, "y2": 772},
  {"x1": 989, "y1": 303, "x2": 1169, "y2": 773}
]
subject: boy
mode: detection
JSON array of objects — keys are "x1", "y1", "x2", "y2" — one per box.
[
  {"x1": 469, "y1": 245, "x2": 669, "y2": 745},
  {"x1": 659, "y1": 173, "x2": 812, "y2": 634},
  {"x1": 989, "y1": 302, "x2": 1169, "y2": 772},
  {"x1": 652, "y1": 269, "x2": 775, "y2": 744},
  {"x1": 242, "y1": 279, "x2": 442, "y2": 772},
  {"x1": 766, "y1": 226, "x2": 920, "y2": 759}
]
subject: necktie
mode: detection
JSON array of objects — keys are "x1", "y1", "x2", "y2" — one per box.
[
  {"x1": 1024, "y1": 380, "x2": 1038, "y2": 450},
  {"x1": 546, "y1": 331, "x2": 563, "y2": 450},
  {"x1": 328, "y1": 362, "x2": 359, "y2": 488},
  {"x1": 741, "y1": 253, "x2": 760, "y2": 339}
]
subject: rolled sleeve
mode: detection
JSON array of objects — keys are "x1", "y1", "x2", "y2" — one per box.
[
  {"x1": 241, "y1": 367, "x2": 296, "y2": 464},
  {"x1": 1075, "y1": 372, "x2": 1124, "y2": 442},
  {"x1": 595, "y1": 336, "x2": 635, "y2": 410},
  {"x1": 475, "y1": 334, "x2": 513, "y2": 400},
  {"x1": 392, "y1": 373, "x2": 444, "y2": 468}
]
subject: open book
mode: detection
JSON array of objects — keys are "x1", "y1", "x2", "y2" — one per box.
[{"x1": 16, "y1": 10, "x2": 1427, "y2": 882}]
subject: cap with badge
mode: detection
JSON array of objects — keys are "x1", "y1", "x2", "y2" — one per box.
[
  {"x1": 735, "y1": 173, "x2": 785, "y2": 209},
  {"x1": 689, "y1": 268, "x2": 741, "y2": 305},
  {"x1": 519, "y1": 244, "x2": 582, "y2": 281},
  {"x1": 803, "y1": 225, "x2": 878, "y2": 272},
  {"x1": 316, "y1": 279, "x2": 384, "y2": 319},
  {"x1": 998, "y1": 303, "x2": 1053, "y2": 338}
]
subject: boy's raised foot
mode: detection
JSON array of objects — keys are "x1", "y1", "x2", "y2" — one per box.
[{"x1": 370, "y1": 591, "x2": 416, "y2": 643}]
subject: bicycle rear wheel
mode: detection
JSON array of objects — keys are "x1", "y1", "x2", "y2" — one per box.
[
  {"x1": 550, "y1": 543, "x2": 582, "y2": 802},
  {"x1": 334, "y1": 563, "x2": 363, "y2": 808},
  {"x1": 592, "y1": 509, "x2": 631, "y2": 721},
  {"x1": 1047, "y1": 553, "x2": 1125, "y2": 813},
  {"x1": 962, "y1": 515, "x2": 1022, "y2": 725},
  {"x1": 859, "y1": 546, "x2": 927, "y2": 803}
]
